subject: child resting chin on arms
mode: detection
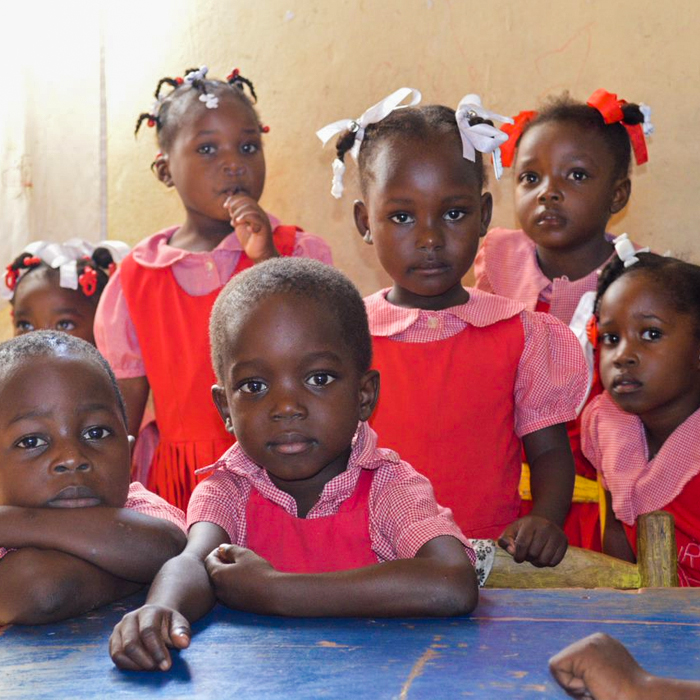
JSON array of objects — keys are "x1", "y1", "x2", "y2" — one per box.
[
  {"x1": 110, "y1": 258, "x2": 483, "y2": 672},
  {"x1": 0, "y1": 332, "x2": 186, "y2": 625}
]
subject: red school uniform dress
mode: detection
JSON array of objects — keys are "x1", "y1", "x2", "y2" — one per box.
[
  {"x1": 0, "y1": 482, "x2": 187, "y2": 561},
  {"x1": 582, "y1": 393, "x2": 700, "y2": 587},
  {"x1": 474, "y1": 228, "x2": 643, "y2": 549},
  {"x1": 94, "y1": 218, "x2": 332, "y2": 511},
  {"x1": 365, "y1": 287, "x2": 588, "y2": 540},
  {"x1": 188, "y1": 422, "x2": 477, "y2": 574}
]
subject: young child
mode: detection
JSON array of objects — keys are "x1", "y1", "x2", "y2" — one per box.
[
  {"x1": 0, "y1": 331, "x2": 186, "y2": 625},
  {"x1": 109, "y1": 258, "x2": 480, "y2": 672},
  {"x1": 318, "y1": 91, "x2": 588, "y2": 567},
  {"x1": 582, "y1": 248, "x2": 700, "y2": 587},
  {"x1": 94, "y1": 66, "x2": 332, "y2": 510},
  {"x1": 473, "y1": 90, "x2": 653, "y2": 550},
  {"x1": 4, "y1": 238, "x2": 129, "y2": 345},
  {"x1": 550, "y1": 633, "x2": 700, "y2": 700}
]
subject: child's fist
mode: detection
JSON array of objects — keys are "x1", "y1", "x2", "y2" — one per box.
[
  {"x1": 498, "y1": 515, "x2": 568, "y2": 567},
  {"x1": 224, "y1": 195, "x2": 276, "y2": 262}
]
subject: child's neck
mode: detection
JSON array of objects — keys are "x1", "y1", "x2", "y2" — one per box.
[
  {"x1": 169, "y1": 215, "x2": 235, "y2": 253},
  {"x1": 536, "y1": 237, "x2": 614, "y2": 282},
  {"x1": 642, "y1": 398, "x2": 700, "y2": 459}
]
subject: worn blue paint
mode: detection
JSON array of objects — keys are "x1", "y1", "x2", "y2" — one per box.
[{"x1": 1, "y1": 589, "x2": 699, "y2": 699}]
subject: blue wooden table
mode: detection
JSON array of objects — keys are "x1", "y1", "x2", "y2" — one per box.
[{"x1": 1, "y1": 588, "x2": 699, "y2": 699}]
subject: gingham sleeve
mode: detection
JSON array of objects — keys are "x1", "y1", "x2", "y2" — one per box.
[
  {"x1": 293, "y1": 231, "x2": 333, "y2": 265},
  {"x1": 472, "y1": 239, "x2": 495, "y2": 293},
  {"x1": 368, "y1": 461, "x2": 476, "y2": 564},
  {"x1": 187, "y1": 471, "x2": 250, "y2": 544},
  {"x1": 513, "y1": 311, "x2": 588, "y2": 436},
  {"x1": 580, "y1": 396, "x2": 606, "y2": 486},
  {"x1": 125, "y1": 482, "x2": 187, "y2": 532},
  {"x1": 94, "y1": 271, "x2": 147, "y2": 379}
]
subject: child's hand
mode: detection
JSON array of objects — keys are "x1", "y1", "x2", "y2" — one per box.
[
  {"x1": 109, "y1": 604, "x2": 191, "y2": 672},
  {"x1": 497, "y1": 515, "x2": 567, "y2": 567},
  {"x1": 549, "y1": 633, "x2": 650, "y2": 700},
  {"x1": 205, "y1": 544, "x2": 277, "y2": 613},
  {"x1": 224, "y1": 194, "x2": 277, "y2": 262}
]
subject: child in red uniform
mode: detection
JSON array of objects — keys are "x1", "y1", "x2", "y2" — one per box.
[
  {"x1": 582, "y1": 250, "x2": 700, "y2": 586},
  {"x1": 318, "y1": 91, "x2": 587, "y2": 565},
  {"x1": 474, "y1": 90, "x2": 653, "y2": 550},
  {"x1": 95, "y1": 66, "x2": 331, "y2": 510},
  {"x1": 0, "y1": 332, "x2": 186, "y2": 625},
  {"x1": 109, "y1": 258, "x2": 480, "y2": 672}
]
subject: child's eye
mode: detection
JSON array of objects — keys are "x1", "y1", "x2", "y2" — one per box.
[
  {"x1": 389, "y1": 212, "x2": 414, "y2": 224},
  {"x1": 518, "y1": 172, "x2": 539, "y2": 185},
  {"x1": 306, "y1": 373, "x2": 336, "y2": 387},
  {"x1": 83, "y1": 426, "x2": 113, "y2": 441},
  {"x1": 641, "y1": 328, "x2": 663, "y2": 341},
  {"x1": 568, "y1": 169, "x2": 589, "y2": 182},
  {"x1": 443, "y1": 209, "x2": 466, "y2": 222},
  {"x1": 197, "y1": 144, "x2": 216, "y2": 155},
  {"x1": 241, "y1": 142, "x2": 260, "y2": 155},
  {"x1": 56, "y1": 320, "x2": 76, "y2": 331},
  {"x1": 14, "y1": 320, "x2": 34, "y2": 332},
  {"x1": 239, "y1": 380, "x2": 268, "y2": 394},
  {"x1": 600, "y1": 333, "x2": 619, "y2": 346},
  {"x1": 15, "y1": 435, "x2": 47, "y2": 449}
]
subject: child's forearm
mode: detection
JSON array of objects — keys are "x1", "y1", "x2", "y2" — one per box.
[
  {"x1": 523, "y1": 425, "x2": 575, "y2": 526},
  {"x1": 0, "y1": 548, "x2": 142, "y2": 625},
  {"x1": 211, "y1": 536, "x2": 477, "y2": 618},
  {"x1": 602, "y1": 492, "x2": 636, "y2": 563},
  {"x1": 637, "y1": 676, "x2": 700, "y2": 700},
  {"x1": 0, "y1": 506, "x2": 186, "y2": 582}
]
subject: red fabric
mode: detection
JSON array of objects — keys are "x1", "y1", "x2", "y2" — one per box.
[
  {"x1": 370, "y1": 316, "x2": 525, "y2": 539},
  {"x1": 500, "y1": 110, "x2": 537, "y2": 167},
  {"x1": 120, "y1": 226, "x2": 298, "y2": 510},
  {"x1": 245, "y1": 469, "x2": 378, "y2": 573},
  {"x1": 624, "y1": 471, "x2": 700, "y2": 587}
]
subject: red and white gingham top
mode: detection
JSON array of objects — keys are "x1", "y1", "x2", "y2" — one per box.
[
  {"x1": 582, "y1": 393, "x2": 700, "y2": 525},
  {"x1": 188, "y1": 421, "x2": 476, "y2": 564},
  {"x1": 474, "y1": 228, "x2": 621, "y2": 325},
  {"x1": 365, "y1": 288, "x2": 587, "y2": 436},
  {"x1": 94, "y1": 217, "x2": 332, "y2": 379},
  {"x1": 0, "y1": 482, "x2": 186, "y2": 561}
]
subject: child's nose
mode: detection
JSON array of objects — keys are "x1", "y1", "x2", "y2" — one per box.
[
  {"x1": 50, "y1": 443, "x2": 92, "y2": 474},
  {"x1": 537, "y1": 179, "x2": 562, "y2": 203},
  {"x1": 269, "y1": 387, "x2": 307, "y2": 421},
  {"x1": 612, "y1": 340, "x2": 639, "y2": 368},
  {"x1": 222, "y1": 158, "x2": 245, "y2": 177},
  {"x1": 415, "y1": 224, "x2": 444, "y2": 251}
]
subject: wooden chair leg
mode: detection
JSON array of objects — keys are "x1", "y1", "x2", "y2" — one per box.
[{"x1": 637, "y1": 511, "x2": 679, "y2": 587}]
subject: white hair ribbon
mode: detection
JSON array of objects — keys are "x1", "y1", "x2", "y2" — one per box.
[
  {"x1": 455, "y1": 94, "x2": 514, "y2": 180},
  {"x1": 184, "y1": 66, "x2": 209, "y2": 84},
  {"x1": 2, "y1": 238, "x2": 131, "y2": 300},
  {"x1": 613, "y1": 233, "x2": 650, "y2": 268},
  {"x1": 639, "y1": 103, "x2": 654, "y2": 137},
  {"x1": 316, "y1": 87, "x2": 422, "y2": 198}
]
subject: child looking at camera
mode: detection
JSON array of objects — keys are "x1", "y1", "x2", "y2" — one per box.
[
  {"x1": 95, "y1": 66, "x2": 331, "y2": 510},
  {"x1": 109, "y1": 258, "x2": 479, "y2": 672},
  {"x1": 0, "y1": 332, "x2": 186, "y2": 625},
  {"x1": 318, "y1": 90, "x2": 588, "y2": 566}
]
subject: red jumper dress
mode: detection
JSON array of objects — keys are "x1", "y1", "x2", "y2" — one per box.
[
  {"x1": 369, "y1": 316, "x2": 525, "y2": 539},
  {"x1": 119, "y1": 226, "x2": 298, "y2": 510}
]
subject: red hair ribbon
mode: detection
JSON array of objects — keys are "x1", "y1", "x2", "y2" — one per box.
[
  {"x1": 587, "y1": 89, "x2": 648, "y2": 165},
  {"x1": 176, "y1": 77, "x2": 184, "y2": 85},
  {"x1": 585, "y1": 314, "x2": 598, "y2": 349},
  {"x1": 500, "y1": 110, "x2": 537, "y2": 168},
  {"x1": 79, "y1": 267, "x2": 98, "y2": 297},
  {"x1": 4, "y1": 265, "x2": 19, "y2": 291},
  {"x1": 23, "y1": 256, "x2": 41, "y2": 267},
  {"x1": 227, "y1": 68, "x2": 240, "y2": 82}
]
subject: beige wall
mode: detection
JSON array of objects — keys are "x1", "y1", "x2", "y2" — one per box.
[{"x1": 102, "y1": 0, "x2": 698, "y2": 294}]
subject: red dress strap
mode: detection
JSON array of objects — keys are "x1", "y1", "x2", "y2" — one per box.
[
  {"x1": 245, "y1": 469, "x2": 377, "y2": 573},
  {"x1": 119, "y1": 226, "x2": 300, "y2": 509},
  {"x1": 370, "y1": 317, "x2": 524, "y2": 539}
]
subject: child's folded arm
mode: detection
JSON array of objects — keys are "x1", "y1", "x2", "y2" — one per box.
[
  {"x1": 0, "y1": 505, "x2": 186, "y2": 582},
  {"x1": 109, "y1": 521, "x2": 228, "y2": 672},
  {"x1": 205, "y1": 534, "x2": 477, "y2": 618},
  {"x1": 0, "y1": 548, "x2": 141, "y2": 625}
]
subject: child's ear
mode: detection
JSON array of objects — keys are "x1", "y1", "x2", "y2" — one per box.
[
  {"x1": 212, "y1": 384, "x2": 235, "y2": 434},
  {"x1": 353, "y1": 200, "x2": 372, "y2": 244},
  {"x1": 358, "y1": 369, "x2": 380, "y2": 422},
  {"x1": 153, "y1": 153, "x2": 174, "y2": 187},
  {"x1": 479, "y1": 192, "x2": 493, "y2": 237},
  {"x1": 610, "y1": 178, "x2": 631, "y2": 214}
]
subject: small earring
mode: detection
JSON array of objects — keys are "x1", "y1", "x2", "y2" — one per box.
[{"x1": 363, "y1": 230, "x2": 373, "y2": 244}]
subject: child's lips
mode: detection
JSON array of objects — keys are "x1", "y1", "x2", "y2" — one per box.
[
  {"x1": 268, "y1": 433, "x2": 315, "y2": 455},
  {"x1": 48, "y1": 485, "x2": 102, "y2": 508},
  {"x1": 612, "y1": 375, "x2": 643, "y2": 394},
  {"x1": 536, "y1": 210, "x2": 566, "y2": 227},
  {"x1": 413, "y1": 260, "x2": 449, "y2": 276}
]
